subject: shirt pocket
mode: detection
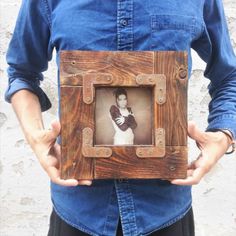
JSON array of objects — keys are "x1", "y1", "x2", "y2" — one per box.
[{"x1": 150, "y1": 14, "x2": 203, "y2": 50}]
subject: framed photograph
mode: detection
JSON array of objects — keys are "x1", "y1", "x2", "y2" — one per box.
[
  {"x1": 59, "y1": 51, "x2": 188, "y2": 180},
  {"x1": 95, "y1": 86, "x2": 152, "y2": 146}
]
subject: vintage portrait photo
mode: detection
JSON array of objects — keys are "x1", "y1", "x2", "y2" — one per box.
[{"x1": 95, "y1": 86, "x2": 153, "y2": 146}]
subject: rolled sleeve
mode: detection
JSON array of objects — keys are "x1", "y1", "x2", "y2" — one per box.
[
  {"x1": 192, "y1": 0, "x2": 236, "y2": 139},
  {"x1": 4, "y1": 0, "x2": 53, "y2": 112},
  {"x1": 5, "y1": 76, "x2": 51, "y2": 112}
]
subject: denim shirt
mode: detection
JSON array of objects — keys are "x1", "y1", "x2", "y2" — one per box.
[{"x1": 4, "y1": 0, "x2": 236, "y2": 235}]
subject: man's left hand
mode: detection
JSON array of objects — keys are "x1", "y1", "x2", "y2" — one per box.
[{"x1": 171, "y1": 121, "x2": 233, "y2": 186}]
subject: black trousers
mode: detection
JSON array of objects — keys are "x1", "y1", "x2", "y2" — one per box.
[{"x1": 47, "y1": 207, "x2": 195, "y2": 236}]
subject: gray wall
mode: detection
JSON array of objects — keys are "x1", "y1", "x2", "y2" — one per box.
[{"x1": 0, "y1": 1, "x2": 236, "y2": 235}]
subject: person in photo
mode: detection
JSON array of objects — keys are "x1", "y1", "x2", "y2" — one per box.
[{"x1": 109, "y1": 88, "x2": 137, "y2": 145}]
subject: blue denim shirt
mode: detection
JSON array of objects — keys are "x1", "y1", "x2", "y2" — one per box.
[{"x1": 4, "y1": 0, "x2": 236, "y2": 235}]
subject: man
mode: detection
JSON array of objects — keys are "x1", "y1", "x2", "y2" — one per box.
[{"x1": 4, "y1": 0, "x2": 236, "y2": 235}]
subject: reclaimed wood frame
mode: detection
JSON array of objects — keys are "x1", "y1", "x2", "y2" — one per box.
[{"x1": 59, "y1": 51, "x2": 188, "y2": 180}]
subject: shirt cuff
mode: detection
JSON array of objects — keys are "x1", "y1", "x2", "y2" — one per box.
[
  {"x1": 205, "y1": 116, "x2": 236, "y2": 140},
  {"x1": 4, "y1": 77, "x2": 52, "y2": 112}
]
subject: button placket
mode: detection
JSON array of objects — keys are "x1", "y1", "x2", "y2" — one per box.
[
  {"x1": 117, "y1": 0, "x2": 133, "y2": 50},
  {"x1": 120, "y1": 19, "x2": 128, "y2": 26},
  {"x1": 115, "y1": 179, "x2": 138, "y2": 235}
]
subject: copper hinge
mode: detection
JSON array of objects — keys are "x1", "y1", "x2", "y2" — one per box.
[
  {"x1": 136, "y1": 74, "x2": 166, "y2": 105},
  {"x1": 83, "y1": 73, "x2": 113, "y2": 104},
  {"x1": 136, "y1": 128, "x2": 165, "y2": 158},
  {"x1": 82, "y1": 127, "x2": 112, "y2": 158}
]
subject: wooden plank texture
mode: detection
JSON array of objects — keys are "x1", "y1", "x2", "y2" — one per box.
[
  {"x1": 59, "y1": 50, "x2": 188, "y2": 180},
  {"x1": 60, "y1": 86, "x2": 94, "y2": 179}
]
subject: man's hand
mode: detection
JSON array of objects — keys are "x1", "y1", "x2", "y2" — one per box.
[
  {"x1": 10, "y1": 90, "x2": 92, "y2": 186},
  {"x1": 31, "y1": 120, "x2": 92, "y2": 186},
  {"x1": 171, "y1": 121, "x2": 232, "y2": 186}
]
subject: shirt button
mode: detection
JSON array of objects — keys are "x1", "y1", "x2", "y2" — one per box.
[{"x1": 120, "y1": 19, "x2": 128, "y2": 26}]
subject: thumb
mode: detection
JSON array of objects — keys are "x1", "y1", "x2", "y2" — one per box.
[
  {"x1": 46, "y1": 120, "x2": 61, "y2": 141},
  {"x1": 188, "y1": 121, "x2": 206, "y2": 144},
  {"x1": 50, "y1": 120, "x2": 61, "y2": 137}
]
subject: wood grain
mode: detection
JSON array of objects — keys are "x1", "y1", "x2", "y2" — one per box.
[
  {"x1": 59, "y1": 51, "x2": 188, "y2": 180},
  {"x1": 60, "y1": 86, "x2": 94, "y2": 179}
]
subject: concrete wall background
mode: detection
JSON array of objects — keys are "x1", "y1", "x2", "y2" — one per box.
[{"x1": 0, "y1": 1, "x2": 236, "y2": 235}]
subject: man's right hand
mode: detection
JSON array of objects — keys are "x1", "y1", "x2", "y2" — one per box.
[{"x1": 31, "y1": 120, "x2": 92, "y2": 186}]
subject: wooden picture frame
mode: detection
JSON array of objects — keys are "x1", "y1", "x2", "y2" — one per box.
[{"x1": 59, "y1": 51, "x2": 188, "y2": 180}]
